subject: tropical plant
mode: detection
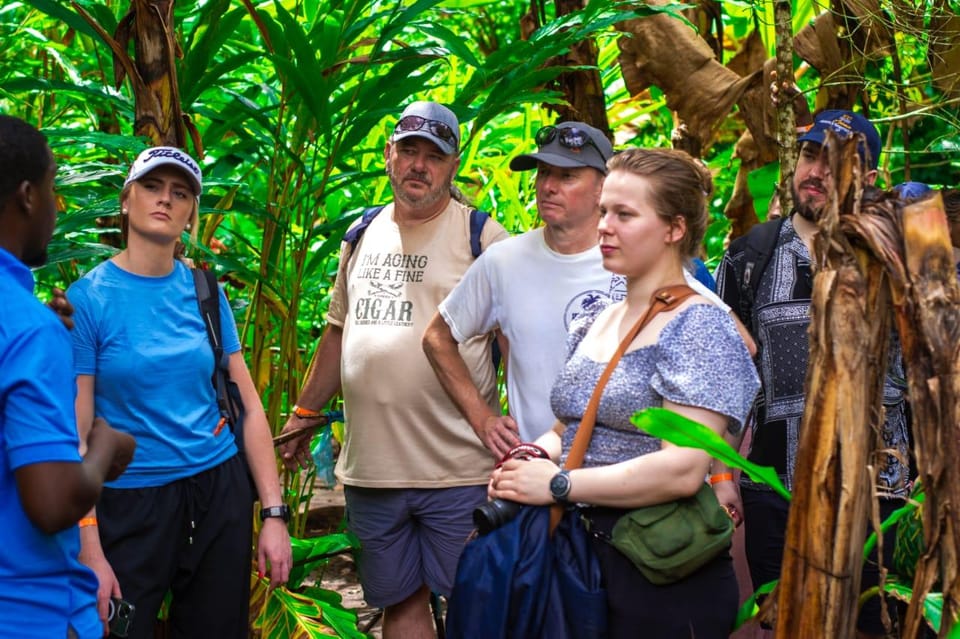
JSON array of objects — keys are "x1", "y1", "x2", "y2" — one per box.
[
  {"x1": 633, "y1": 408, "x2": 959, "y2": 636},
  {"x1": 2, "y1": 0, "x2": 958, "y2": 635}
]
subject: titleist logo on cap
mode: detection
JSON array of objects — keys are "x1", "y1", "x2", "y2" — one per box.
[{"x1": 142, "y1": 148, "x2": 201, "y2": 177}]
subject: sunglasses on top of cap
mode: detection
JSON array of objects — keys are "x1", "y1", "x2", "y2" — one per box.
[
  {"x1": 394, "y1": 116, "x2": 458, "y2": 151},
  {"x1": 535, "y1": 125, "x2": 603, "y2": 156}
]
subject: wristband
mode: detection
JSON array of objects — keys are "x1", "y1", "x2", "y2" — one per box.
[
  {"x1": 78, "y1": 517, "x2": 98, "y2": 528},
  {"x1": 293, "y1": 404, "x2": 323, "y2": 419},
  {"x1": 709, "y1": 472, "x2": 734, "y2": 485}
]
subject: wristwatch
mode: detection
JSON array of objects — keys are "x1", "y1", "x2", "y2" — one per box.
[
  {"x1": 260, "y1": 505, "x2": 292, "y2": 523},
  {"x1": 549, "y1": 470, "x2": 572, "y2": 504},
  {"x1": 292, "y1": 404, "x2": 323, "y2": 419}
]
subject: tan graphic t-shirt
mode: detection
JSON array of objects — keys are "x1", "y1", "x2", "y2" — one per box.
[{"x1": 328, "y1": 200, "x2": 508, "y2": 487}]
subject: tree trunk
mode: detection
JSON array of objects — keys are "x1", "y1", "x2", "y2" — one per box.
[
  {"x1": 119, "y1": 0, "x2": 186, "y2": 146},
  {"x1": 773, "y1": 131, "x2": 960, "y2": 636},
  {"x1": 774, "y1": 0, "x2": 797, "y2": 216},
  {"x1": 548, "y1": 0, "x2": 611, "y2": 137},
  {"x1": 891, "y1": 193, "x2": 960, "y2": 637},
  {"x1": 74, "y1": 0, "x2": 186, "y2": 146},
  {"x1": 775, "y1": 134, "x2": 888, "y2": 638}
]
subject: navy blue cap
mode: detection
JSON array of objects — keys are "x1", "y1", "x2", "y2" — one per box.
[
  {"x1": 894, "y1": 181, "x2": 932, "y2": 201},
  {"x1": 797, "y1": 110, "x2": 881, "y2": 170}
]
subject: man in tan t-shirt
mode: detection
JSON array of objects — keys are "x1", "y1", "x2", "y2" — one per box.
[{"x1": 278, "y1": 101, "x2": 507, "y2": 638}]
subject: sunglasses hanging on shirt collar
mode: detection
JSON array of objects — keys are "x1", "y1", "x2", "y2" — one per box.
[
  {"x1": 535, "y1": 125, "x2": 604, "y2": 156},
  {"x1": 394, "y1": 116, "x2": 458, "y2": 151}
]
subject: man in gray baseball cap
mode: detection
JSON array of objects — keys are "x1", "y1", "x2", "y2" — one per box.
[
  {"x1": 426, "y1": 119, "x2": 731, "y2": 459},
  {"x1": 391, "y1": 101, "x2": 461, "y2": 156},
  {"x1": 424, "y1": 121, "x2": 618, "y2": 457},
  {"x1": 509, "y1": 121, "x2": 612, "y2": 174}
]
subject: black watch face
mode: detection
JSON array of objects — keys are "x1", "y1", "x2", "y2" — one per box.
[
  {"x1": 262, "y1": 505, "x2": 290, "y2": 522},
  {"x1": 550, "y1": 472, "x2": 570, "y2": 501}
]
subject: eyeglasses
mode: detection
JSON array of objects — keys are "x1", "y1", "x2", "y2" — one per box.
[
  {"x1": 394, "y1": 116, "x2": 458, "y2": 150},
  {"x1": 535, "y1": 125, "x2": 603, "y2": 155}
]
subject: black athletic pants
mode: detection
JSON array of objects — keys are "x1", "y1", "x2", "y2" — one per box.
[{"x1": 97, "y1": 454, "x2": 254, "y2": 639}]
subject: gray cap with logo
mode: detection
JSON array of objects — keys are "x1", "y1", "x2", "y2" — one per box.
[
  {"x1": 392, "y1": 101, "x2": 461, "y2": 155},
  {"x1": 510, "y1": 121, "x2": 613, "y2": 175}
]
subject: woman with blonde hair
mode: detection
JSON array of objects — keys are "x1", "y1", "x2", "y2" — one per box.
[
  {"x1": 68, "y1": 147, "x2": 291, "y2": 638},
  {"x1": 488, "y1": 147, "x2": 759, "y2": 638}
]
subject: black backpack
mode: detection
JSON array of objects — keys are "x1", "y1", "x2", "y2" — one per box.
[
  {"x1": 192, "y1": 268, "x2": 247, "y2": 452},
  {"x1": 731, "y1": 216, "x2": 786, "y2": 325}
]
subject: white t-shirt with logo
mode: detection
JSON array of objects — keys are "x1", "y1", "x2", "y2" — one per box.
[{"x1": 439, "y1": 227, "x2": 726, "y2": 442}]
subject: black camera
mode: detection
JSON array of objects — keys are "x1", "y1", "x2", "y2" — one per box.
[
  {"x1": 473, "y1": 498, "x2": 522, "y2": 535},
  {"x1": 108, "y1": 597, "x2": 135, "y2": 638},
  {"x1": 473, "y1": 442, "x2": 551, "y2": 535}
]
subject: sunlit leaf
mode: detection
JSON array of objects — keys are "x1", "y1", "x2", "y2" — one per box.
[{"x1": 631, "y1": 407, "x2": 790, "y2": 500}]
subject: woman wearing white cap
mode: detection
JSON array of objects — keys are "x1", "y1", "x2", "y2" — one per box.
[{"x1": 67, "y1": 147, "x2": 291, "y2": 638}]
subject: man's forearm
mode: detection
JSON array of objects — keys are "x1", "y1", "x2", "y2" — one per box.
[
  {"x1": 296, "y1": 324, "x2": 344, "y2": 410},
  {"x1": 422, "y1": 312, "x2": 497, "y2": 434}
]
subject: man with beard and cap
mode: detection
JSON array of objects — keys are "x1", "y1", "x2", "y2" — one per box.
[
  {"x1": 715, "y1": 110, "x2": 909, "y2": 639},
  {"x1": 277, "y1": 101, "x2": 508, "y2": 638},
  {"x1": 0, "y1": 114, "x2": 135, "y2": 638}
]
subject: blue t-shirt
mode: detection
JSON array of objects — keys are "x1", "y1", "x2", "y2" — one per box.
[
  {"x1": 67, "y1": 260, "x2": 241, "y2": 488},
  {"x1": 0, "y1": 248, "x2": 100, "y2": 638}
]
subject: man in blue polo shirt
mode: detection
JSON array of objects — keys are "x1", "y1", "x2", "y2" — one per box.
[{"x1": 0, "y1": 115, "x2": 136, "y2": 638}]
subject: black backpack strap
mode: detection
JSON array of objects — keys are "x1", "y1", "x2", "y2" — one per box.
[
  {"x1": 192, "y1": 268, "x2": 245, "y2": 443},
  {"x1": 738, "y1": 217, "x2": 786, "y2": 324},
  {"x1": 346, "y1": 205, "x2": 487, "y2": 258},
  {"x1": 343, "y1": 205, "x2": 386, "y2": 255},
  {"x1": 468, "y1": 208, "x2": 490, "y2": 258}
]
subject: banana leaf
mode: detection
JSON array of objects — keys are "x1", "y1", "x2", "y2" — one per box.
[{"x1": 631, "y1": 407, "x2": 790, "y2": 500}]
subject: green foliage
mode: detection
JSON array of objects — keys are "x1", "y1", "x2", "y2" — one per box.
[
  {"x1": 251, "y1": 577, "x2": 368, "y2": 639},
  {"x1": 287, "y1": 531, "x2": 361, "y2": 590},
  {"x1": 632, "y1": 406, "x2": 960, "y2": 635},
  {"x1": 248, "y1": 532, "x2": 364, "y2": 638},
  {"x1": 2, "y1": 1, "x2": 958, "y2": 635},
  {"x1": 631, "y1": 407, "x2": 790, "y2": 500}
]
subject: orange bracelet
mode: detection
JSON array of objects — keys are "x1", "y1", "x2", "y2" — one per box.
[
  {"x1": 709, "y1": 473, "x2": 734, "y2": 485},
  {"x1": 78, "y1": 517, "x2": 98, "y2": 528}
]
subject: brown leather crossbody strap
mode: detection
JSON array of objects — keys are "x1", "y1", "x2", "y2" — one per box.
[{"x1": 550, "y1": 284, "x2": 696, "y2": 532}]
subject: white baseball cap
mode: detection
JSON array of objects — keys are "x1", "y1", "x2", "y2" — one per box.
[{"x1": 124, "y1": 146, "x2": 203, "y2": 195}]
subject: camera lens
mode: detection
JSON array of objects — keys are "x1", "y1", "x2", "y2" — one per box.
[{"x1": 473, "y1": 499, "x2": 521, "y2": 535}]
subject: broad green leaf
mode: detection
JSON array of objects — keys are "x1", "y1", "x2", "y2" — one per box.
[
  {"x1": 880, "y1": 581, "x2": 943, "y2": 633},
  {"x1": 862, "y1": 489, "x2": 924, "y2": 560},
  {"x1": 631, "y1": 407, "x2": 791, "y2": 500},
  {"x1": 732, "y1": 578, "x2": 777, "y2": 630}
]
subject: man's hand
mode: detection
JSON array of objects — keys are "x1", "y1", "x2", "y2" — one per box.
[
  {"x1": 770, "y1": 69, "x2": 813, "y2": 128},
  {"x1": 87, "y1": 417, "x2": 136, "y2": 482},
  {"x1": 478, "y1": 414, "x2": 521, "y2": 460},
  {"x1": 278, "y1": 415, "x2": 317, "y2": 471},
  {"x1": 47, "y1": 287, "x2": 74, "y2": 330}
]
